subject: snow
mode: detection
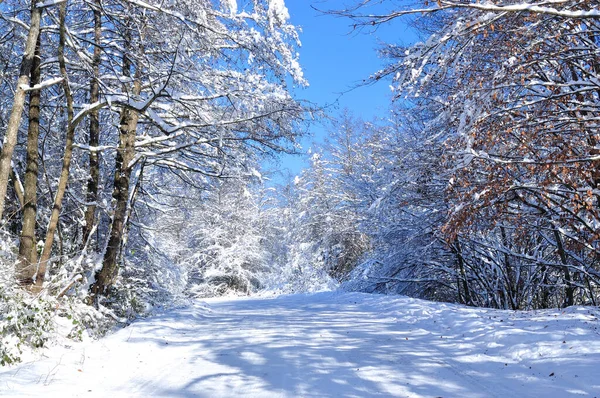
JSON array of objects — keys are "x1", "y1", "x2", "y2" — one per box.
[
  {"x1": 446, "y1": 2, "x2": 600, "y2": 19},
  {"x1": 222, "y1": 0, "x2": 237, "y2": 14},
  {"x1": 268, "y1": 0, "x2": 290, "y2": 24},
  {"x1": 1, "y1": 292, "x2": 599, "y2": 397},
  {"x1": 35, "y1": 0, "x2": 66, "y2": 9},
  {"x1": 19, "y1": 77, "x2": 64, "y2": 92}
]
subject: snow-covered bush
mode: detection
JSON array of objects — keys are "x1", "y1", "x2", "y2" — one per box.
[
  {"x1": 272, "y1": 148, "x2": 370, "y2": 288},
  {"x1": 112, "y1": 245, "x2": 188, "y2": 316},
  {"x1": 262, "y1": 248, "x2": 338, "y2": 294},
  {"x1": 0, "y1": 247, "x2": 112, "y2": 366},
  {"x1": 0, "y1": 287, "x2": 53, "y2": 365},
  {"x1": 138, "y1": 171, "x2": 286, "y2": 299},
  {"x1": 0, "y1": 286, "x2": 106, "y2": 366}
]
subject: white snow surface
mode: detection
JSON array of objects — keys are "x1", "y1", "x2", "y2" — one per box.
[{"x1": 1, "y1": 292, "x2": 599, "y2": 397}]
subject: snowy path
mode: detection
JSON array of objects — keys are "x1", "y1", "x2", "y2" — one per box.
[{"x1": 1, "y1": 292, "x2": 600, "y2": 397}]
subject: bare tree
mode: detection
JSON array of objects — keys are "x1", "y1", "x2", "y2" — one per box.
[
  {"x1": 16, "y1": 35, "x2": 42, "y2": 285},
  {"x1": 0, "y1": 0, "x2": 43, "y2": 221}
]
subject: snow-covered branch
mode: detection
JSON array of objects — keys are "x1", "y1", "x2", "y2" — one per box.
[{"x1": 19, "y1": 77, "x2": 63, "y2": 92}]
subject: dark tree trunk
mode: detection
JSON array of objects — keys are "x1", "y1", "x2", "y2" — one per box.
[
  {"x1": 82, "y1": 0, "x2": 102, "y2": 248},
  {"x1": 0, "y1": 0, "x2": 42, "y2": 221},
  {"x1": 90, "y1": 47, "x2": 141, "y2": 299},
  {"x1": 500, "y1": 226, "x2": 519, "y2": 310},
  {"x1": 36, "y1": 2, "x2": 75, "y2": 288},
  {"x1": 454, "y1": 239, "x2": 472, "y2": 306},
  {"x1": 16, "y1": 35, "x2": 42, "y2": 285},
  {"x1": 553, "y1": 228, "x2": 575, "y2": 307}
]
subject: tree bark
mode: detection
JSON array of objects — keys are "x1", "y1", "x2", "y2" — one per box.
[
  {"x1": 500, "y1": 226, "x2": 519, "y2": 310},
  {"x1": 10, "y1": 166, "x2": 24, "y2": 210},
  {"x1": 82, "y1": 0, "x2": 102, "y2": 248},
  {"x1": 90, "y1": 50, "x2": 141, "y2": 299},
  {"x1": 0, "y1": 0, "x2": 42, "y2": 222},
  {"x1": 553, "y1": 228, "x2": 574, "y2": 307},
  {"x1": 454, "y1": 239, "x2": 472, "y2": 306},
  {"x1": 16, "y1": 35, "x2": 42, "y2": 285},
  {"x1": 120, "y1": 160, "x2": 145, "y2": 260},
  {"x1": 36, "y1": 1, "x2": 75, "y2": 288}
]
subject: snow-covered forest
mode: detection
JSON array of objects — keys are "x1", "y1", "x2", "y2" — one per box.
[{"x1": 0, "y1": 0, "x2": 599, "y2": 392}]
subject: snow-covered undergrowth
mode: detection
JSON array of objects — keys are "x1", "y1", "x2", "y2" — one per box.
[
  {"x1": 1, "y1": 292, "x2": 598, "y2": 397},
  {"x1": 0, "y1": 215, "x2": 338, "y2": 369},
  {"x1": 0, "y1": 234, "x2": 98, "y2": 366},
  {"x1": 0, "y1": 251, "x2": 158, "y2": 368},
  {"x1": 0, "y1": 284, "x2": 112, "y2": 367},
  {"x1": 0, "y1": 287, "x2": 54, "y2": 366}
]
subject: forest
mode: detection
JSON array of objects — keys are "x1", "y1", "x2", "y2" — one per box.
[{"x1": 0, "y1": 0, "x2": 599, "y2": 368}]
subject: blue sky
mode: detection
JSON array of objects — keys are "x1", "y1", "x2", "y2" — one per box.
[{"x1": 271, "y1": 1, "x2": 416, "y2": 181}]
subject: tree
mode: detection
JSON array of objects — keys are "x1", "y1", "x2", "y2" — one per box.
[
  {"x1": 0, "y1": 0, "x2": 43, "y2": 222},
  {"x1": 86, "y1": 0, "x2": 306, "y2": 299},
  {"x1": 330, "y1": 0, "x2": 600, "y2": 308},
  {"x1": 16, "y1": 34, "x2": 41, "y2": 285},
  {"x1": 0, "y1": 0, "x2": 307, "y2": 305}
]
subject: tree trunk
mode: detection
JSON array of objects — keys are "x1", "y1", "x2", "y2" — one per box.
[
  {"x1": 500, "y1": 226, "x2": 519, "y2": 310},
  {"x1": 36, "y1": 2, "x2": 75, "y2": 288},
  {"x1": 120, "y1": 160, "x2": 145, "y2": 260},
  {"x1": 16, "y1": 35, "x2": 42, "y2": 285},
  {"x1": 89, "y1": 51, "x2": 141, "y2": 299},
  {"x1": 553, "y1": 228, "x2": 574, "y2": 307},
  {"x1": 454, "y1": 239, "x2": 472, "y2": 306},
  {"x1": 82, "y1": 0, "x2": 102, "y2": 248},
  {"x1": 10, "y1": 166, "x2": 24, "y2": 210},
  {"x1": 0, "y1": 0, "x2": 42, "y2": 222}
]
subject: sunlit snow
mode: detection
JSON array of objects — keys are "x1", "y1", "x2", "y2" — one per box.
[{"x1": 1, "y1": 292, "x2": 599, "y2": 397}]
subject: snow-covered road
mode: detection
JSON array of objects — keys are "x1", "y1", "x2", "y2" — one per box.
[{"x1": 1, "y1": 292, "x2": 599, "y2": 397}]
